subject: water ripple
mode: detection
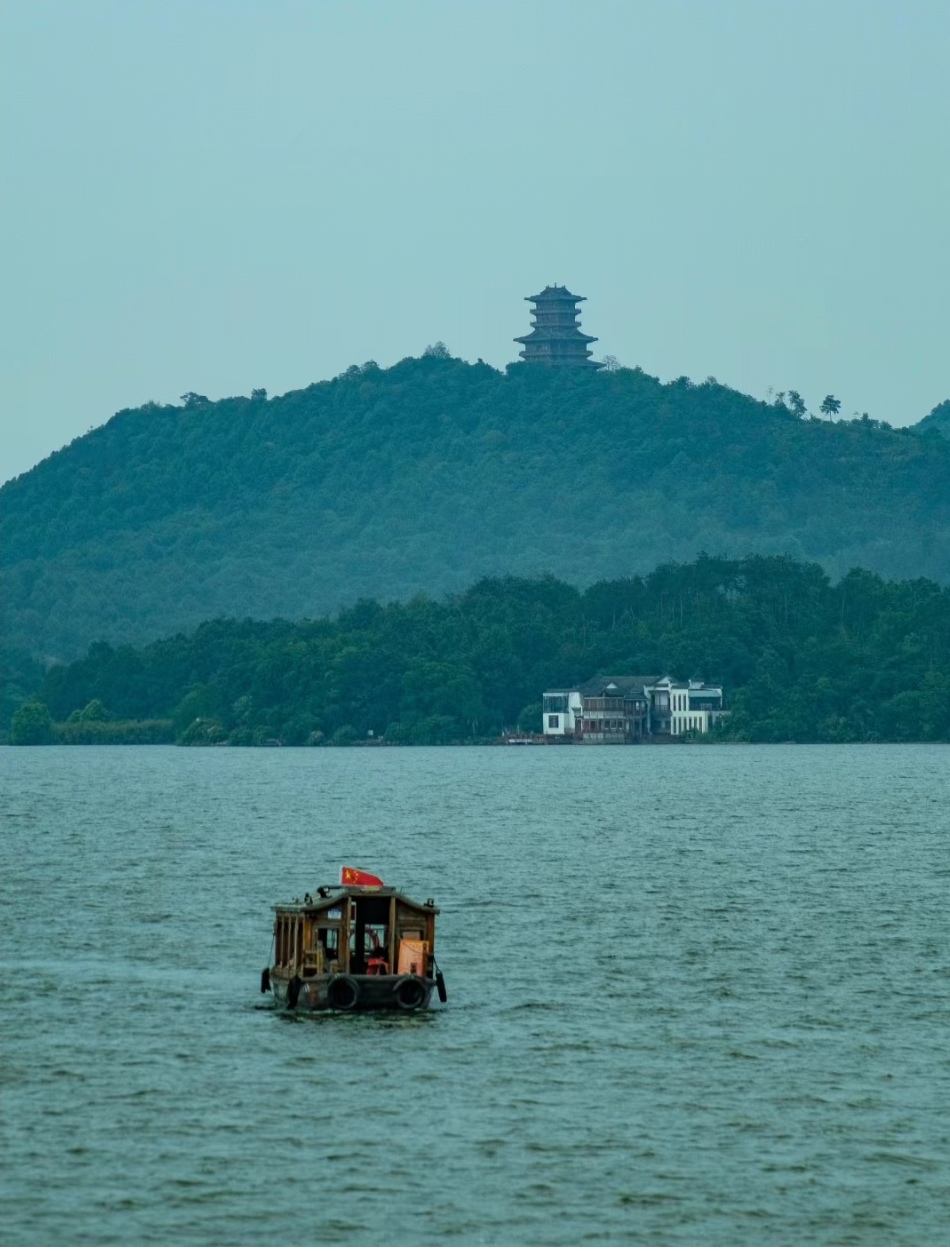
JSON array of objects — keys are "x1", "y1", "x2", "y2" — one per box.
[{"x1": 1, "y1": 743, "x2": 948, "y2": 1245}]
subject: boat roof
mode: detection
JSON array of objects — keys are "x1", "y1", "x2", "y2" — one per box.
[{"x1": 274, "y1": 885, "x2": 439, "y2": 915}]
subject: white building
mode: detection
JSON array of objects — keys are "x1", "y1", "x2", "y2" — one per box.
[
  {"x1": 541, "y1": 689, "x2": 582, "y2": 738},
  {"x1": 542, "y1": 675, "x2": 725, "y2": 741},
  {"x1": 542, "y1": 676, "x2": 653, "y2": 742},
  {"x1": 651, "y1": 676, "x2": 725, "y2": 737}
]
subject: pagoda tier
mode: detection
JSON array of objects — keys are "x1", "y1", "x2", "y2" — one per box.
[{"x1": 514, "y1": 285, "x2": 601, "y2": 368}]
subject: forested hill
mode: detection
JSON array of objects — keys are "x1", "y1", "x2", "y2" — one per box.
[{"x1": 2, "y1": 352, "x2": 948, "y2": 660}]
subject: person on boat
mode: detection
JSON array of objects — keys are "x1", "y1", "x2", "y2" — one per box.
[{"x1": 367, "y1": 943, "x2": 390, "y2": 975}]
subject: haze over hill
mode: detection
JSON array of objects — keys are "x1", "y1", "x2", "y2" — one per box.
[{"x1": 1, "y1": 353, "x2": 948, "y2": 661}]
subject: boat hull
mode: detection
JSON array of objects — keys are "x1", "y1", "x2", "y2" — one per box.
[{"x1": 270, "y1": 971, "x2": 436, "y2": 1012}]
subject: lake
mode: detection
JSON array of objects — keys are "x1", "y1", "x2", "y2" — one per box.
[{"x1": 1, "y1": 744, "x2": 948, "y2": 1245}]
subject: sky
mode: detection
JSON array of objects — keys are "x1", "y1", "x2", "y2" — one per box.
[{"x1": 1, "y1": 0, "x2": 948, "y2": 482}]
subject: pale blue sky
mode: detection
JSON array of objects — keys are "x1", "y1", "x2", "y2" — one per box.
[{"x1": 2, "y1": 0, "x2": 948, "y2": 481}]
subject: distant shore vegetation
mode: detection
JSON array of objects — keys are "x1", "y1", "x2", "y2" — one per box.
[{"x1": 5, "y1": 555, "x2": 949, "y2": 746}]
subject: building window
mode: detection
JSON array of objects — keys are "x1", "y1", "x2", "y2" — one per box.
[{"x1": 547, "y1": 714, "x2": 559, "y2": 729}]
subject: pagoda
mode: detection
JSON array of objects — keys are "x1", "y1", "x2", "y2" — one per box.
[{"x1": 514, "y1": 285, "x2": 601, "y2": 369}]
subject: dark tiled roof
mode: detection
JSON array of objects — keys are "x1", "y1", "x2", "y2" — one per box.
[
  {"x1": 578, "y1": 674, "x2": 661, "y2": 698},
  {"x1": 526, "y1": 285, "x2": 586, "y2": 303},
  {"x1": 514, "y1": 328, "x2": 597, "y2": 344}
]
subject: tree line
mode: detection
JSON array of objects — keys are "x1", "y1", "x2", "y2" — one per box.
[{"x1": 8, "y1": 555, "x2": 950, "y2": 745}]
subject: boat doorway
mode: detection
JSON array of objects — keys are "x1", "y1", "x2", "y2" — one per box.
[{"x1": 349, "y1": 893, "x2": 391, "y2": 974}]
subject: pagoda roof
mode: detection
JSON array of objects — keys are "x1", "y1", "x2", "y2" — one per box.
[
  {"x1": 526, "y1": 285, "x2": 586, "y2": 303},
  {"x1": 514, "y1": 328, "x2": 598, "y2": 344}
]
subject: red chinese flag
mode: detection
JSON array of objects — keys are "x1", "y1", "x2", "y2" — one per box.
[{"x1": 341, "y1": 866, "x2": 384, "y2": 887}]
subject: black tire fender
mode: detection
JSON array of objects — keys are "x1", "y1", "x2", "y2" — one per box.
[
  {"x1": 261, "y1": 967, "x2": 271, "y2": 994},
  {"x1": 394, "y1": 975, "x2": 427, "y2": 1011},
  {"x1": 286, "y1": 975, "x2": 303, "y2": 1009},
  {"x1": 327, "y1": 975, "x2": 361, "y2": 1011}
]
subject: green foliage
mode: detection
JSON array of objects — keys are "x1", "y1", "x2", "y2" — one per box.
[
  {"x1": 172, "y1": 685, "x2": 226, "y2": 736},
  {"x1": 14, "y1": 555, "x2": 950, "y2": 745},
  {"x1": 2, "y1": 357, "x2": 948, "y2": 661},
  {"x1": 53, "y1": 719, "x2": 174, "y2": 745},
  {"x1": 917, "y1": 399, "x2": 950, "y2": 439},
  {"x1": 78, "y1": 698, "x2": 110, "y2": 722},
  {"x1": 787, "y1": 390, "x2": 807, "y2": 418},
  {"x1": 1, "y1": 645, "x2": 45, "y2": 734},
  {"x1": 177, "y1": 717, "x2": 226, "y2": 746},
  {"x1": 10, "y1": 700, "x2": 53, "y2": 744}
]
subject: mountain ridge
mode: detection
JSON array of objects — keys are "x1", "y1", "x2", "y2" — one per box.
[{"x1": 2, "y1": 354, "x2": 948, "y2": 660}]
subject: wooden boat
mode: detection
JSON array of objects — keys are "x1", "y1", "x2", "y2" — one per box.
[{"x1": 261, "y1": 879, "x2": 446, "y2": 1012}]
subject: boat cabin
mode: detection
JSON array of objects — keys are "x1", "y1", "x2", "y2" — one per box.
[{"x1": 269, "y1": 885, "x2": 440, "y2": 1010}]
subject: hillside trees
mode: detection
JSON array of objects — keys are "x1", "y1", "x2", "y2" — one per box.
[{"x1": 2, "y1": 356, "x2": 948, "y2": 660}]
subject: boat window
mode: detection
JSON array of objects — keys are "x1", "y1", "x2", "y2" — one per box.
[
  {"x1": 318, "y1": 927, "x2": 340, "y2": 956},
  {"x1": 349, "y1": 922, "x2": 388, "y2": 959},
  {"x1": 277, "y1": 915, "x2": 293, "y2": 966}
]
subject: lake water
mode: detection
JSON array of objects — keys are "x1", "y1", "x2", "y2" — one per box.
[{"x1": 1, "y1": 744, "x2": 948, "y2": 1246}]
